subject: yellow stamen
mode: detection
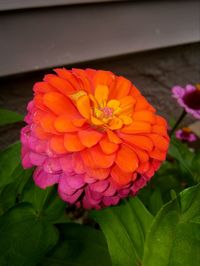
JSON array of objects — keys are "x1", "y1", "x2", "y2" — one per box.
[
  {"x1": 69, "y1": 90, "x2": 87, "y2": 101},
  {"x1": 94, "y1": 108, "x2": 103, "y2": 118}
]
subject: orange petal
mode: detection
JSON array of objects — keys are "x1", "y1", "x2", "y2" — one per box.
[
  {"x1": 107, "y1": 129, "x2": 122, "y2": 144},
  {"x1": 152, "y1": 125, "x2": 167, "y2": 136},
  {"x1": 109, "y1": 117, "x2": 123, "y2": 130},
  {"x1": 85, "y1": 68, "x2": 97, "y2": 80},
  {"x1": 76, "y1": 95, "x2": 91, "y2": 119},
  {"x1": 119, "y1": 133, "x2": 153, "y2": 152},
  {"x1": 40, "y1": 113, "x2": 58, "y2": 134},
  {"x1": 85, "y1": 167, "x2": 110, "y2": 180},
  {"x1": 99, "y1": 136, "x2": 119, "y2": 154},
  {"x1": 94, "y1": 84, "x2": 109, "y2": 107},
  {"x1": 34, "y1": 94, "x2": 48, "y2": 111},
  {"x1": 72, "y1": 118, "x2": 86, "y2": 127},
  {"x1": 33, "y1": 125, "x2": 50, "y2": 140},
  {"x1": 137, "y1": 161, "x2": 150, "y2": 174},
  {"x1": 119, "y1": 96, "x2": 136, "y2": 116},
  {"x1": 64, "y1": 133, "x2": 85, "y2": 152},
  {"x1": 149, "y1": 148, "x2": 166, "y2": 160},
  {"x1": 121, "y1": 122, "x2": 151, "y2": 134},
  {"x1": 54, "y1": 68, "x2": 80, "y2": 90},
  {"x1": 115, "y1": 145, "x2": 139, "y2": 173},
  {"x1": 72, "y1": 68, "x2": 92, "y2": 93},
  {"x1": 148, "y1": 134, "x2": 169, "y2": 151},
  {"x1": 129, "y1": 84, "x2": 141, "y2": 97},
  {"x1": 152, "y1": 159, "x2": 162, "y2": 171},
  {"x1": 132, "y1": 111, "x2": 155, "y2": 124},
  {"x1": 43, "y1": 92, "x2": 77, "y2": 115},
  {"x1": 109, "y1": 76, "x2": 131, "y2": 100},
  {"x1": 33, "y1": 82, "x2": 54, "y2": 94},
  {"x1": 54, "y1": 115, "x2": 78, "y2": 132},
  {"x1": 50, "y1": 136, "x2": 67, "y2": 154},
  {"x1": 156, "y1": 115, "x2": 168, "y2": 127},
  {"x1": 144, "y1": 165, "x2": 155, "y2": 179},
  {"x1": 111, "y1": 164, "x2": 132, "y2": 186},
  {"x1": 91, "y1": 116, "x2": 104, "y2": 126},
  {"x1": 78, "y1": 130, "x2": 103, "y2": 148},
  {"x1": 32, "y1": 110, "x2": 44, "y2": 124},
  {"x1": 118, "y1": 115, "x2": 132, "y2": 125},
  {"x1": 131, "y1": 146, "x2": 149, "y2": 163},
  {"x1": 134, "y1": 96, "x2": 149, "y2": 111},
  {"x1": 147, "y1": 105, "x2": 156, "y2": 113},
  {"x1": 81, "y1": 145, "x2": 115, "y2": 169},
  {"x1": 44, "y1": 73, "x2": 75, "y2": 95},
  {"x1": 93, "y1": 70, "x2": 115, "y2": 87}
]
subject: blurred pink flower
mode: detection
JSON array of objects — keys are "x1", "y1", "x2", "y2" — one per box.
[
  {"x1": 175, "y1": 127, "x2": 197, "y2": 142},
  {"x1": 172, "y1": 84, "x2": 200, "y2": 119}
]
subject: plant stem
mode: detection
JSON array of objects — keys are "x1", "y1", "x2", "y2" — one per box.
[{"x1": 170, "y1": 110, "x2": 187, "y2": 136}]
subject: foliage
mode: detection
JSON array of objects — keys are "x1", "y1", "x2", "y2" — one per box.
[
  {"x1": 0, "y1": 109, "x2": 23, "y2": 126},
  {"x1": 0, "y1": 108, "x2": 200, "y2": 266}
]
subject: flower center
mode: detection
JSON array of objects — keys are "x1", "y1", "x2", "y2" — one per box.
[
  {"x1": 183, "y1": 89, "x2": 200, "y2": 110},
  {"x1": 101, "y1": 106, "x2": 114, "y2": 118},
  {"x1": 70, "y1": 87, "x2": 134, "y2": 130},
  {"x1": 182, "y1": 127, "x2": 191, "y2": 133}
]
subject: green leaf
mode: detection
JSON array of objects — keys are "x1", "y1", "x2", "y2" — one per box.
[
  {"x1": 40, "y1": 223, "x2": 111, "y2": 266},
  {"x1": 142, "y1": 184, "x2": 200, "y2": 266},
  {"x1": 0, "y1": 167, "x2": 32, "y2": 215},
  {"x1": 0, "y1": 203, "x2": 59, "y2": 266},
  {"x1": 91, "y1": 197, "x2": 153, "y2": 266},
  {"x1": 168, "y1": 138, "x2": 194, "y2": 180},
  {"x1": 0, "y1": 109, "x2": 23, "y2": 126},
  {"x1": 148, "y1": 188, "x2": 163, "y2": 215},
  {"x1": 21, "y1": 179, "x2": 68, "y2": 223},
  {"x1": 190, "y1": 151, "x2": 200, "y2": 183},
  {"x1": 0, "y1": 142, "x2": 22, "y2": 188}
]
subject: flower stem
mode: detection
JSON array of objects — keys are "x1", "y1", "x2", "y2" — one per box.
[{"x1": 170, "y1": 110, "x2": 187, "y2": 136}]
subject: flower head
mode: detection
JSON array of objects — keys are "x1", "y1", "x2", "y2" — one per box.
[
  {"x1": 175, "y1": 127, "x2": 197, "y2": 142},
  {"x1": 172, "y1": 84, "x2": 200, "y2": 119},
  {"x1": 21, "y1": 68, "x2": 169, "y2": 209}
]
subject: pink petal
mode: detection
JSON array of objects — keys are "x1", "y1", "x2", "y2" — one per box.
[
  {"x1": 72, "y1": 153, "x2": 85, "y2": 174},
  {"x1": 89, "y1": 180, "x2": 109, "y2": 193},
  {"x1": 85, "y1": 188, "x2": 102, "y2": 205},
  {"x1": 103, "y1": 196, "x2": 120, "y2": 206},
  {"x1": 22, "y1": 152, "x2": 33, "y2": 168},
  {"x1": 102, "y1": 183, "x2": 116, "y2": 196},
  {"x1": 84, "y1": 174, "x2": 96, "y2": 184},
  {"x1": 29, "y1": 151, "x2": 46, "y2": 166},
  {"x1": 66, "y1": 174, "x2": 85, "y2": 189},
  {"x1": 59, "y1": 188, "x2": 83, "y2": 204},
  {"x1": 118, "y1": 188, "x2": 130, "y2": 197},
  {"x1": 172, "y1": 86, "x2": 185, "y2": 98},
  {"x1": 58, "y1": 174, "x2": 77, "y2": 195},
  {"x1": 43, "y1": 158, "x2": 62, "y2": 174},
  {"x1": 60, "y1": 155, "x2": 73, "y2": 173},
  {"x1": 33, "y1": 167, "x2": 59, "y2": 189}
]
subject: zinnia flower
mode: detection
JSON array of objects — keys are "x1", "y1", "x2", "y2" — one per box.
[
  {"x1": 175, "y1": 127, "x2": 197, "y2": 142},
  {"x1": 21, "y1": 68, "x2": 169, "y2": 209},
  {"x1": 172, "y1": 84, "x2": 200, "y2": 119}
]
